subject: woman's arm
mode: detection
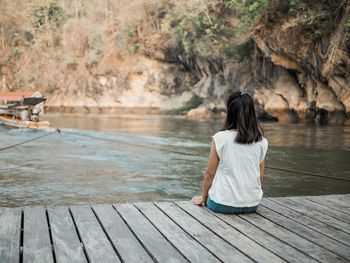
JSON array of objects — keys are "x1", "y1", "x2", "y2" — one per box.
[
  {"x1": 260, "y1": 160, "x2": 265, "y2": 185},
  {"x1": 192, "y1": 139, "x2": 219, "y2": 205}
]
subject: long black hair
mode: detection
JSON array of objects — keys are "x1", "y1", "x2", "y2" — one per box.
[{"x1": 222, "y1": 91, "x2": 263, "y2": 144}]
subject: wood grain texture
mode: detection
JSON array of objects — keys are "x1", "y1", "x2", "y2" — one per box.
[
  {"x1": 155, "y1": 202, "x2": 253, "y2": 263},
  {"x1": 23, "y1": 206, "x2": 54, "y2": 263},
  {"x1": 256, "y1": 205, "x2": 350, "y2": 260},
  {"x1": 271, "y1": 197, "x2": 350, "y2": 234},
  {"x1": 176, "y1": 201, "x2": 286, "y2": 263},
  {"x1": 288, "y1": 197, "x2": 350, "y2": 224},
  {"x1": 240, "y1": 212, "x2": 348, "y2": 263},
  {"x1": 261, "y1": 198, "x2": 350, "y2": 246},
  {"x1": 92, "y1": 204, "x2": 153, "y2": 263},
  {"x1": 0, "y1": 208, "x2": 21, "y2": 263},
  {"x1": 115, "y1": 203, "x2": 187, "y2": 263},
  {"x1": 304, "y1": 195, "x2": 350, "y2": 216},
  {"x1": 1, "y1": 194, "x2": 349, "y2": 263},
  {"x1": 208, "y1": 207, "x2": 318, "y2": 263},
  {"x1": 48, "y1": 207, "x2": 87, "y2": 263},
  {"x1": 135, "y1": 202, "x2": 220, "y2": 263},
  {"x1": 70, "y1": 206, "x2": 120, "y2": 263}
]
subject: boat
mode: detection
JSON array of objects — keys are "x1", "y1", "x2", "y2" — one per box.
[{"x1": 0, "y1": 91, "x2": 50, "y2": 129}]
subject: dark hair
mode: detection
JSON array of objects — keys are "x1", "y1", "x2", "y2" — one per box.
[{"x1": 222, "y1": 91, "x2": 263, "y2": 144}]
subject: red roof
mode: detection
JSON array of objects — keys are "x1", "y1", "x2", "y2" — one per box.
[{"x1": 0, "y1": 92, "x2": 34, "y2": 101}]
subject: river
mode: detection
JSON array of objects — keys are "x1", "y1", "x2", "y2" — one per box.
[{"x1": 0, "y1": 113, "x2": 349, "y2": 207}]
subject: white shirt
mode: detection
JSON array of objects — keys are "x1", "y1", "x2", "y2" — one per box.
[{"x1": 208, "y1": 130, "x2": 268, "y2": 207}]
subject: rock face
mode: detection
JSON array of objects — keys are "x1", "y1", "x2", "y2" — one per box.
[
  {"x1": 253, "y1": 67, "x2": 307, "y2": 123},
  {"x1": 186, "y1": 105, "x2": 211, "y2": 119},
  {"x1": 249, "y1": 2, "x2": 350, "y2": 125},
  {"x1": 0, "y1": 0, "x2": 349, "y2": 124},
  {"x1": 45, "y1": 55, "x2": 194, "y2": 111}
]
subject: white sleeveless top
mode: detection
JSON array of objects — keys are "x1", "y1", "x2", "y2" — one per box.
[{"x1": 208, "y1": 130, "x2": 268, "y2": 207}]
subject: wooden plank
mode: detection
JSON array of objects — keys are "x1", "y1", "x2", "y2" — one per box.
[
  {"x1": 115, "y1": 203, "x2": 187, "y2": 263},
  {"x1": 23, "y1": 206, "x2": 54, "y2": 263},
  {"x1": 0, "y1": 208, "x2": 21, "y2": 263},
  {"x1": 48, "y1": 207, "x2": 87, "y2": 263},
  {"x1": 323, "y1": 194, "x2": 350, "y2": 207},
  {"x1": 239, "y1": 212, "x2": 348, "y2": 263},
  {"x1": 288, "y1": 197, "x2": 350, "y2": 223},
  {"x1": 155, "y1": 202, "x2": 254, "y2": 263},
  {"x1": 207, "y1": 208, "x2": 318, "y2": 263},
  {"x1": 135, "y1": 202, "x2": 221, "y2": 263},
  {"x1": 70, "y1": 206, "x2": 120, "y2": 263},
  {"x1": 271, "y1": 197, "x2": 350, "y2": 234},
  {"x1": 305, "y1": 196, "x2": 350, "y2": 216},
  {"x1": 256, "y1": 205, "x2": 350, "y2": 260},
  {"x1": 92, "y1": 205, "x2": 153, "y2": 263},
  {"x1": 176, "y1": 201, "x2": 285, "y2": 263},
  {"x1": 261, "y1": 199, "x2": 350, "y2": 246}
]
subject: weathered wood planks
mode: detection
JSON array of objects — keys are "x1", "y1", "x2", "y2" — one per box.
[
  {"x1": 48, "y1": 207, "x2": 87, "y2": 263},
  {"x1": 135, "y1": 202, "x2": 220, "y2": 263},
  {"x1": 116, "y1": 203, "x2": 187, "y2": 263},
  {"x1": 176, "y1": 201, "x2": 285, "y2": 263},
  {"x1": 271, "y1": 197, "x2": 350, "y2": 233},
  {"x1": 261, "y1": 198, "x2": 350, "y2": 246},
  {"x1": 155, "y1": 202, "x2": 254, "y2": 263},
  {"x1": 0, "y1": 194, "x2": 349, "y2": 263},
  {"x1": 70, "y1": 206, "x2": 121, "y2": 263},
  {"x1": 92, "y1": 204, "x2": 153, "y2": 263},
  {"x1": 23, "y1": 206, "x2": 54, "y2": 263},
  {"x1": 0, "y1": 208, "x2": 21, "y2": 263}
]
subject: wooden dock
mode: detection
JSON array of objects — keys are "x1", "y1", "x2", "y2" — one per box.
[{"x1": 1, "y1": 194, "x2": 350, "y2": 263}]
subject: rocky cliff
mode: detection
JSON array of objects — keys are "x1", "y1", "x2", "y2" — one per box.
[{"x1": 0, "y1": 0, "x2": 349, "y2": 124}]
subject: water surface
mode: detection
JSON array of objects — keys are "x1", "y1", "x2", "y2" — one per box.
[{"x1": 0, "y1": 114, "x2": 349, "y2": 207}]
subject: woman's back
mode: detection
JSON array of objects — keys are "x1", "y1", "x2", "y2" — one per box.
[
  {"x1": 191, "y1": 91, "x2": 268, "y2": 213},
  {"x1": 208, "y1": 130, "x2": 268, "y2": 207}
]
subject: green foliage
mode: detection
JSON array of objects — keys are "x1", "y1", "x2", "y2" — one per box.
[
  {"x1": 281, "y1": 0, "x2": 341, "y2": 38},
  {"x1": 31, "y1": 1, "x2": 65, "y2": 29},
  {"x1": 175, "y1": 95, "x2": 203, "y2": 114},
  {"x1": 177, "y1": 11, "x2": 221, "y2": 54},
  {"x1": 8, "y1": 26, "x2": 20, "y2": 45},
  {"x1": 12, "y1": 47, "x2": 20, "y2": 60},
  {"x1": 24, "y1": 30, "x2": 35, "y2": 44},
  {"x1": 226, "y1": 0, "x2": 268, "y2": 33},
  {"x1": 7, "y1": 26, "x2": 35, "y2": 47},
  {"x1": 345, "y1": 15, "x2": 350, "y2": 30},
  {"x1": 345, "y1": 15, "x2": 350, "y2": 42},
  {"x1": 115, "y1": 24, "x2": 138, "y2": 53}
]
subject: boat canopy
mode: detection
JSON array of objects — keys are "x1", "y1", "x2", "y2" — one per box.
[{"x1": 0, "y1": 92, "x2": 46, "y2": 106}]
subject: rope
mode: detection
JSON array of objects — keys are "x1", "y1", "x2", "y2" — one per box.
[
  {"x1": 63, "y1": 130, "x2": 199, "y2": 157},
  {"x1": 265, "y1": 165, "x2": 350, "y2": 182},
  {"x1": 63, "y1": 130, "x2": 350, "y2": 182},
  {"x1": 0, "y1": 128, "x2": 61, "y2": 152},
  {"x1": 1, "y1": 127, "x2": 349, "y2": 182}
]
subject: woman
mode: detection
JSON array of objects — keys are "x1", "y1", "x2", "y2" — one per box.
[{"x1": 191, "y1": 91, "x2": 268, "y2": 214}]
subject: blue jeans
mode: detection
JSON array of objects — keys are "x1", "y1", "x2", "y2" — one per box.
[{"x1": 207, "y1": 197, "x2": 258, "y2": 214}]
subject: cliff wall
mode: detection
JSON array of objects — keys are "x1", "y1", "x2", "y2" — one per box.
[{"x1": 0, "y1": 0, "x2": 349, "y2": 124}]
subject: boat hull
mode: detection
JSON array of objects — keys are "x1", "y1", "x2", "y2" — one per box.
[{"x1": 0, "y1": 116, "x2": 50, "y2": 129}]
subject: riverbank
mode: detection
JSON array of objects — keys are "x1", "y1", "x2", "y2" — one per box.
[
  {"x1": 44, "y1": 106, "x2": 350, "y2": 125},
  {"x1": 1, "y1": 1, "x2": 349, "y2": 126}
]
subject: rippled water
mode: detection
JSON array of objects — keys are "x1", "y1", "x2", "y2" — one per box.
[{"x1": 0, "y1": 113, "x2": 349, "y2": 207}]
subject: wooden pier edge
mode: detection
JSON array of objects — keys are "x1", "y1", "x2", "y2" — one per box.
[{"x1": 0, "y1": 194, "x2": 349, "y2": 263}]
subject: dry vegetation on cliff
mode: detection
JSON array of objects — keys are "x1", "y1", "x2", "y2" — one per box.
[{"x1": 0, "y1": 0, "x2": 349, "y2": 124}]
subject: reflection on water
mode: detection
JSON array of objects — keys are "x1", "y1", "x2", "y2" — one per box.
[{"x1": 0, "y1": 113, "x2": 349, "y2": 207}]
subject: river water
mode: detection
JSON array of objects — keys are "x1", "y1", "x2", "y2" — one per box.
[{"x1": 0, "y1": 114, "x2": 349, "y2": 207}]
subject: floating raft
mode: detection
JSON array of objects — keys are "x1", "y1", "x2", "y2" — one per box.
[{"x1": 1, "y1": 194, "x2": 350, "y2": 263}]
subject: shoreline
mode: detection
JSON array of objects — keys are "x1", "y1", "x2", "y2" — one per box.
[{"x1": 44, "y1": 106, "x2": 350, "y2": 125}]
